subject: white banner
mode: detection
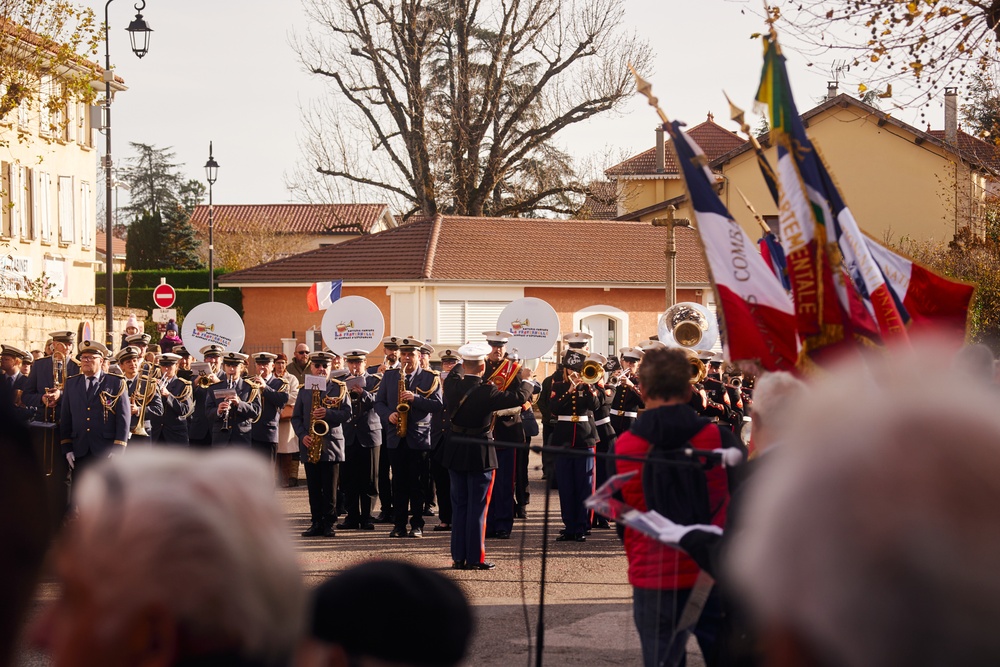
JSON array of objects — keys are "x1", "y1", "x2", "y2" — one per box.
[
  {"x1": 181, "y1": 302, "x2": 245, "y2": 352},
  {"x1": 496, "y1": 297, "x2": 560, "y2": 359},
  {"x1": 321, "y1": 296, "x2": 385, "y2": 356}
]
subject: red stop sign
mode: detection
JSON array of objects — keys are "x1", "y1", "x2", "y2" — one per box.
[{"x1": 152, "y1": 283, "x2": 176, "y2": 309}]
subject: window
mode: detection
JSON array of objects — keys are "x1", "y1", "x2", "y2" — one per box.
[
  {"x1": 19, "y1": 167, "x2": 32, "y2": 239},
  {"x1": 38, "y1": 171, "x2": 51, "y2": 242},
  {"x1": 80, "y1": 182, "x2": 92, "y2": 247},
  {"x1": 8, "y1": 163, "x2": 19, "y2": 239},
  {"x1": 39, "y1": 76, "x2": 53, "y2": 135},
  {"x1": 58, "y1": 176, "x2": 73, "y2": 244},
  {"x1": 437, "y1": 300, "x2": 510, "y2": 343},
  {"x1": 76, "y1": 101, "x2": 87, "y2": 145}
]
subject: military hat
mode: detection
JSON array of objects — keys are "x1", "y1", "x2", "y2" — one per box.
[
  {"x1": 125, "y1": 332, "x2": 151, "y2": 346},
  {"x1": 221, "y1": 351, "x2": 249, "y2": 365},
  {"x1": 114, "y1": 346, "x2": 141, "y2": 363},
  {"x1": 309, "y1": 351, "x2": 335, "y2": 366},
  {"x1": 438, "y1": 348, "x2": 460, "y2": 362},
  {"x1": 253, "y1": 352, "x2": 278, "y2": 364},
  {"x1": 173, "y1": 345, "x2": 191, "y2": 358},
  {"x1": 343, "y1": 349, "x2": 369, "y2": 361},
  {"x1": 619, "y1": 346, "x2": 644, "y2": 361},
  {"x1": 77, "y1": 340, "x2": 110, "y2": 359},
  {"x1": 331, "y1": 368, "x2": 350, "y2": 380},
  {"x1": 200, "y1": 344, "x2": 226, "y2": 358},
  {"x1": 482, "y1": 331, "x2": 509, "y2": 345},
  {"x1": 585, "y1": 352, "x2": 608, "y2": 366},
  {"x1": 158, "y1": 352, "x2": 182, "y2": 365},
  {"x1": 709, "y1": 352, "x2": 725, "y2": 365},
  {"x1": 458, "y1": 342, "x2": 492, "y2": 362},
  {"x1": 694, "y1": 348, "x2": 715, "y2": 362},
  {"x1": 380, "y1": 335, "x2": 401, "y2": 350},
  {"x1": 324, "y1": 348, "x2": 342, "y2": 358},
  {"x1": 639, "y1": 340, "x2": 667, "y2": 351},
  {"x1": 396, "y1": 337, "x2": 422, "y2": 351},
  {"x1": 0, "y1": 344, "x2": 27, "y2": 360},
  {"x1": 563, "y1": 332, "x2": 592, "y2": 348},
  {"x1": 49, "y1": 330, "x2": 76, "y2": 344},
  {"x1": 419, "y1": 343, "x2": 435, "y2": 355}
]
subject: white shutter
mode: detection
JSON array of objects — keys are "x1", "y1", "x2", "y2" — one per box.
[
  {"x1": 58, "y1": 176, "x2": 73, "y2": 244},
  {"x1": 437, "y1": 301, "x2": 466, "y2": 344},
  {"x1": 38, "y1": 172, "x2": 50, "y2": 242},
  {"x1": 80, "y1": 182, "x2": 92, "y2": 247},
  {"x1": 20, "y1": 167, "x2": 31, "y2": 239},
  {"x1": 9, "y1": 164, "x2": 19, "y2": 239},
  {"x1": 467, "y1": 301, "x2": 509, "y2": 337}
]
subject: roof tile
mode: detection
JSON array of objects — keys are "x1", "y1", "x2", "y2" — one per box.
[
  {"x1": 188, "y1": 204, "x2": 393, "y2": 235},
  {"x1": 605, "y1": 120, "x2": 747, "y2": 177}
]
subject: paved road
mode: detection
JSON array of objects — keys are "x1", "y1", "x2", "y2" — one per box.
[{"x1": 18, "y1": 448, "x2": 706, "y2": 667}]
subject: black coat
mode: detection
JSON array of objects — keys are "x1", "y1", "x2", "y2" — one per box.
[
  {"x1": 550, "y1": 380, "x2": 600, "y2": 448},
  {"x1": 374, "y1": 367, "x2": 443, "y2": 450},
  {"x1": 59, "y1": 372, "x2": 130, "y2": 457},
  {"x1": 342, "y1": 373, "x2": 382, "y2": 448},
  {"x1": 204, "y1": 378, "x2": 263, "y2": 447},
  {"x1": 250, "y1": 375, "x2": 290, "y2": 444},
  {"x1": 150, "y1": 376, "x2": 193, "y2": 445}
]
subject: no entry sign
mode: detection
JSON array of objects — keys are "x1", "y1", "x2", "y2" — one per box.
[{"x1": 152, "y1": 283, "x2": 176, "y2": 309}]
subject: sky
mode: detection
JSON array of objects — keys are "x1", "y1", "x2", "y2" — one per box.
[{"x1": 81, "y1": 0, "x2": 951, "y2": 210}]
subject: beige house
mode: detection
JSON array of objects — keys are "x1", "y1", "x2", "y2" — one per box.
[{"x1": 0, "y1": 28, "x2": 123, "y2": 305}]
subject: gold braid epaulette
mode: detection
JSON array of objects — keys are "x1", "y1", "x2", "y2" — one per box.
[{"x1": 415, "y1": 373, "x2": 440, "y2": 397}]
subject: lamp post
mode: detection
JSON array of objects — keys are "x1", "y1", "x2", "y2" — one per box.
[
  {"x1": 204, "y1": 142, "x2": 219, "y2": 301},
  {"x1": 652, "y1": 204, "x2": 691, "y2": 309},
  {"x1": 103, "y1": 0, "x2": 152, "y2": 350}
]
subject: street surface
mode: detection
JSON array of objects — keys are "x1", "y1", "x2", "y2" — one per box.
[{"x1": 17, "y1": 447, "x2": 706, "y2": 667}]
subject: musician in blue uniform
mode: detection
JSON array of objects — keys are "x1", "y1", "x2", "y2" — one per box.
[
  {"x1": 22, "y1": 330, "x2": 80, "y2": 417},
  {"x1": 58, "y1": 340, "x2": 130, "y2": 478},
  {"x1": 292, "y1": 351, "x2": 352, "y2": 537},
  {"x1": 250, "y1": 352, "x2": 290, "y2": 460},
  {"x1": 440, "y1": 343, "x2": 535, "y2": 570},
  {"x1": 117, "y1": 346, "x2": 163, "y2": 448},
  {"x1": 2, "y1": 345, "x2": 34, "y2": 423},
  {"x1": 338, "y1": 349, "x2": 382, "y2": 530},
  {"x1": 150, "y1": 353, "x2": 194, "y2": 445},
  {"x1": 205, "y1": 352, "x2": 262, "y2": 447},
  {"x1": 188, "y1": 344, "x2": 225, "y2": 447},
  {"x1": 374, "y1": 337, "x2": 443, "y2": 538}
]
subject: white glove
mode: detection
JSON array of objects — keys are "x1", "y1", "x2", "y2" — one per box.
[
  {"x1": 642, "y1": 510, "x2": 724, "y2": 546},
  {"x1": 66, "y1": 452, "x2": 75, "y2": 470}
]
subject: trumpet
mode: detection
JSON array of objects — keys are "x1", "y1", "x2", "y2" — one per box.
[
  {"x1": 197, "y1": 372, "x2": 220, "y2": 388},
  {"x1": 687, "y1": 354, "x2": 707, "y2": 385}
]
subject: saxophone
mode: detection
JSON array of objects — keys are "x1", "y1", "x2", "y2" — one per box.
[
  {"x1": 396, "y1": 370, "x2": 410, "y2": 437},
  {"x1": 307, "y1": 383, "x2": 330, "y2": 464}
]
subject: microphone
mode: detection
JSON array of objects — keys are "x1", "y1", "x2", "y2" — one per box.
[{"x1": 682, "y1": 447, "x2": 744, "y2": 468}]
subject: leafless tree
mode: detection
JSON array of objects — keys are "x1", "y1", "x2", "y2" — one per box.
[{"x1": 292, "y1": 0, "x2": 651, "y2": 219}]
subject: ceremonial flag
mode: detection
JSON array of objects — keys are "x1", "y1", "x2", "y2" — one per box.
[
  {"x1": 665, "y1": 120, "x2": 799, "y2": 371},
  {"x1": 306, "y1": 280, "x2": 342, "y2": 312},
  {"x1": 758, "y1": 231, "x2": 791, "y2": 291}
]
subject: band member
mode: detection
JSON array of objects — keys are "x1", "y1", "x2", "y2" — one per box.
[
  {"x1": 609, "y1": 346, "x2": 645, "y2": 436},
  {"x1": 550, "y1": 348, "x2": 601, "y2": 542},
  {"x1": 205, "y1": 352, "x2": 263, "y2": 447},
  {"x1": 337, "y1": 349, "x2": 382, "y2": 530},
  {"x1": 124, "y1": 332, "x2": 151, "y2": 360},
  {"x1": 150, "y1": 353, "x2": 194, "y2": 445},
  {"x1": 374, "y1": 337, "x2": 443, "y2": 538},
  {"x1": 274, "y1": 353, "x2": 302, "y2": 487},
  {"x1": 249, "y1": 352, "x2": 290, "y2": 460},
  {"x1": 587, "y1": 353, "x2": 615, "y2": 530},
  {"x1": 516, "y1": 366, "x2": 541, "y2": 519},
  {"x1": 419, "y1": 342, "x2": 437, "y2": 516},
  {"x1": 22, "y1": 330, "x2": 80, "y2": 417},
  {"x1": 2, "y1": 344, "x2": 34, "y2": 423},
  {"x1": 431, "y1": 348, "x2": 460, "y2": 531},
  {"x1": 188, "y1": 344, "x2": 225, "y2": 447},
  {"x1": 481, "y1": 331, "x2": 525, "y2": 540},
  {"x1": 117, "y1": 346, "x2": 163, "y2": 447},
  {"x1": 173, "y1": 346, "x2": 194, "y2": 381},
  {"x1": 22, "y1": 352, "x2": 35, "y2": 377},
  {"x1": 292, "y1": 351, "x2": 352, "y2": 537},
  {"x1": 563, "y1": 331, "x2": 592, "y2": 352},
  {"x1": 440, "y1": 343, "x2": 535, "y2": 570},
  {"x1": 371, "y1": 335, "x2": 401, "y2": 523},
  {"x1": 59, "y1": 341, "x2": 130, "y2": 478}
]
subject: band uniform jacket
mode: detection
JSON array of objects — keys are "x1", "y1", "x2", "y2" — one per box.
[
  {"x1": 374, "y1": 367, "x2": 443, "y2": 451},
  {"x1": 291, "y1": 379, "x2": 352, "y2": 462},
  {"x1": 151, "y1": 376, "x2": 194, "y2": 444},
  {"x1": 342, "y1": 373, "x2": 382, "y2": 449},
  {"x1": 59, "y1": 372, "x2": 131, "y2": 458},
  {"x1": 188, "y1": 379, "x2": 216, "y2": 440},
  {"x1": 251, "y1": 375, "x2": 290, "y2": 445},
  {"x1": 6, "y1": 372, "x2": 35, "y2": 422},
  {"x1": 592, "y1": 385, "x2": 616, "y2": 451},
  {"x1": 125, "y1": 374, "x2": 163, "y2": 436},
  {"x1": 431, "y1": 368, "x2": 459, "y2": 451},
  {"x1": 483, "y1": 357, "x2": 526, "y2": 444},
  {"x1": 22, "y1": 355, "x2": 80, "y2": 412},
  {"x1": 440, "y1": 373, "x2": 534, "y2": 473},
  {"x1": 609, "y1": 378, "x2": 644, "y2": 436},
  {"x1": 550, "y1": 380, "x2": 600, "y2": 449},
  {"x1": 204, "y1": 377, "x2": 263, "y2": 447}
]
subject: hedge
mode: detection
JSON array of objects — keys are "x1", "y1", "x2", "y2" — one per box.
[
  {"x1": 95, "y1": 288, "x2": 243, "y2": 319},
  {"x1": 94, "y1": 269, "x2": 229, "y2": 290}
]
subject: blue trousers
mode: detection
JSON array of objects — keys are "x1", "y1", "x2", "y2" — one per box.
[
  {"x1": 449, "y1": 469, "x2": 495, "y2": 565},
  {"x1": 485, "y1": 446, "x2": 515, "y2": 533},
  {"x1": 632, "y1": 586, "x2": 723, "y2": 667},
  {"x1": 555, "y1": 448, "x2": 594, "y2": 535}
]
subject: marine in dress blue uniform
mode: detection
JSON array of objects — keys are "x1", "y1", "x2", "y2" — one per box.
[
  {"x1": 58, "y1": 340, "x2": 130, "y2": 478},
  {"x1": 292, "y1": 352, "x2": 352, "y2": 537},
  {"x1": 609, "y1": 346, "x2": 645, "y2": 436},
  {"x1": 249, "y1": 352, "x2": 291, "y2": 460},
  {"x1": 374, "y1": 337, "x2": 443, "y2": 538},
  {"x1": 204, "y1": 352, "x2": 263, "y2": 447},
  {"x1": 150, "y1": 353, "x2": 194, "y2": 445},
  {"x1": 440, "y1": 343, "x2": 534, "y2": 570},
  {"x1": 337, "y1": 349, "x2": 382, "y2": 530}
]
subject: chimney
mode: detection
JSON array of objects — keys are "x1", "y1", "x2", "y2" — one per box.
[
  {"x1": 655, "y1": 125, "x2": 665, "y2": 173},
  {"x1": 827, "y1": 81, "x2": 838, "y2": 100},
  {"x1": 945, "y1": 87, "x2": 958, "y2": 145}
]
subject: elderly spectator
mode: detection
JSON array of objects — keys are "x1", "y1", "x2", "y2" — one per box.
[
  {"x1": 729, "y1": 347, "x2": 1000, "y2": 667},
  {"x1": 31, "y1": 448, "x2": 304, "y2": 667}
]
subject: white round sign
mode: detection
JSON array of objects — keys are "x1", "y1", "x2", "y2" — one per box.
[
  {"x1": 321, "y1": 296, "x2": 385, "y2": 356},
  {"x1": 496, "y1": 297, "x2": 560, "y2": 359},
  {"x1": 181, "y1": 302, "x2": 246, "y2": 352}
]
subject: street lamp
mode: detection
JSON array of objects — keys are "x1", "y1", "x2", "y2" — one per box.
[
  {"x1": 103, "y1": 0, "x2": 153, "y2": 350},
  {"x1": 652, "y1": 204, "x2": 691, "y2": 309},
  {"x1": 204, "y1": 142, "x2": 219, "y2": 302}
]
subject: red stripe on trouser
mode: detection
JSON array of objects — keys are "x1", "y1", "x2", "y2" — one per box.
[
  {"x1": 588, "y1": 446, "x2": 596, "y2": 523},
  {"x1": 479, "y1": 470, "x2": 496, "y2": 563}
]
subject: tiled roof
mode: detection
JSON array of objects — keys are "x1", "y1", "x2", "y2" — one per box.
[
  {"x1": 0, "y1": 20, "x2": 126, "y2": 85},
  {"x1": 928, "y1": 129, "x2": 1000, "y2": 174},
  {"x1": 605, "y1": 119, "x2": 747, "y2": 177},
  {"x1": 221, "y1": 215, "x2": 708, "y2": 285},
  {"x1": 95, "y1": 232, "x2": 126, "y2": 257},
  {"x1": 188, "y1": 204, "x2": 394, "y2": 235},
  {"x1": 576, "y1": 181, "x2": 618, "y2": 220}
]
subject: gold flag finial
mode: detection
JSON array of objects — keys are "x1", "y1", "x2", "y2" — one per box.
[
  {"x1": 628, "y1": 63, "x2": 670, "y2": 125},
  {"x1": 724, "y1": 90, "x2": 764, "y2": 151},
  {"x1": 736, "y1": 186, "x2": 771, "y2": 234}
]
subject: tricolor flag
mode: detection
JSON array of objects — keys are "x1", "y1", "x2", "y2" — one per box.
[
  {"x1": 665, "y1": 120, "x2": 799, "y2": 371},
  {"x1": 306, "y1": 280, "x2": 343, "y2": 312},
  {"x1": 758, "y1": 231, "x2": 791, "y2": 291}
]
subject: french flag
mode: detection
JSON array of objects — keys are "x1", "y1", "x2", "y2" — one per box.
[{"x1": 306, "y1": 280, "x2": 343, "y2": 312}]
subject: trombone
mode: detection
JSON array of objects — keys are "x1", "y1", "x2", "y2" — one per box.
[{"x1": 131, "y1": 361, "x2": 161, "y2": 437}]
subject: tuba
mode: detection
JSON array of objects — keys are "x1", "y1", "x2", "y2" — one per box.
[
  {"x1": 658, "y1": 302, "x2": 720, "y2": 351},
  {"x1": 396, "y1": 370, "x2": 409, "y2": 437}
]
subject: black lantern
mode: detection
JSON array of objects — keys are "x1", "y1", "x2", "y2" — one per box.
[
  {"x1": 126, "y1": 5, "x2": 153, "y2": 59},
  {"x1": 205, "y1": 143, "x2": 219, "y2": 184}
]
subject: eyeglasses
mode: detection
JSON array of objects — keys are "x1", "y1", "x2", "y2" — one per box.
[{"x1": 296, "y1": 351, "x2": 309, "y2": 356}]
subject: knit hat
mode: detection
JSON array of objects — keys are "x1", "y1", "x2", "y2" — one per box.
[
  {"x1": 125, "y1": 314, "x2": 139, "y2": 331},
  {"x1": 166, "y1": 319, "x2": 179, "y2": 333}
]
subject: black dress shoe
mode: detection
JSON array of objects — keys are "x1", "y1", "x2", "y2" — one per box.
[
  {"x1": 452, "y1": 560, "x2": 466, "y2": 570},
  {"x1": 495, "y1": 530, "x2": 511, "y2": 539},
  {"x1": 555, "y1": 533, "x2": 577, "y2": 542},
  {"x1": 375, "y1": 511, "x2": 394, "y2": 523},
  {"x1": 322, "y1": 525, "x2": 336, "y2": 537},
  {"x1": 409, "y1": 527, "x2": 423, "y2": 538},
  {"x1": 593, "y1": 518, "x2": 611, "y2": 530},
  {"x1": 360, "y1": 522, "x2": 376, "y2": 531},
  {"x1": 465, "y1": 561, "x2": 496, "y2": 570},
  {"x1": 432, "y1": 524, "x2": 452, "y2": 532},
  {"x1": 337, "y1": 521, "x2": 360, "y2": 530},
  {"x1": 422, "y1": 506, "x2": 436, "y2": 517},
  {"x1": 301, "y1": 523, "x2": 323, "y2": 537},
  {"x1": 514, "y1": 507, "x2": 527, "y2": 519},
  {"x1": 389, "y1": 527, "x2": 407, "y2": 538}
]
